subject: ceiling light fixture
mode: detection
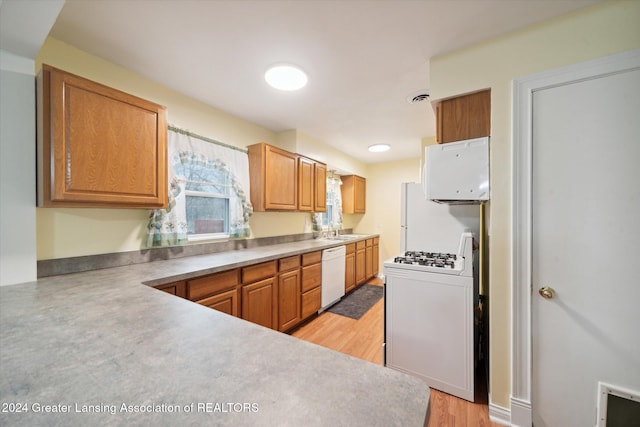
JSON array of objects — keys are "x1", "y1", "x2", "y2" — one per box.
[
  {"x1": 264, "y1": 64, "x2": 308, "y2": 91},
  {"x1": 368, "y1": 144, "x2": 390, "y2": 153}
]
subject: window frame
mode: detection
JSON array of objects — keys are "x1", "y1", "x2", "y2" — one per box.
[{"x1": 184, "y1": 189, "x2": 231, "y2": 241}]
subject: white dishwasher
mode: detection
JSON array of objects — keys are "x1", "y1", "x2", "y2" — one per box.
[{"x1": 321, "y1": 245, "x2": 346, "y2": 310}]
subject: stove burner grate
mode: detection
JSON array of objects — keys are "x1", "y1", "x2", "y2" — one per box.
[{"x1": 393, "y1": 250, "x2": 460, "y2": 269}]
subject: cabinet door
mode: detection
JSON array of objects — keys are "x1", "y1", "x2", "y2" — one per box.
[
  {"x1": 314, "y1": 162, "x2": 327, "y2": 212},
  {"x1": 278, "y1": 269, "x2": 301, "y2": 331},
  {"x1": 341, "y1": 175, "x2": 366, "y2": 214},
  {"x1": 37, "y1": 64, "x2": 167, "y2": 208},
  {"x1": 372, "y1": 240, "x2": 379, "y2": 276},
  {"x1": 264, "y1": 145, "x2": 298, "y2": 210},
  {"x1": 355, "y1": 249, "x2": 366, "y2": 285},
  {"x1": 355, "y1": 176, "x2": 366, "y2": 213},
  {"x1": 365, "y1": 244, "x2": 373, "y2": 280},
  {"x1": 197, "y1": 288, "x2": 239, "y2": 317},
  {"x1": 436, "y1": 90, "x2": 490, "y2": 144},
  {"x1": 242, "y1": 277, "x2": 277, "y2": 329},
  {"x1": 345, "y1": 252, "x2": 356, "y2": 293},
  {"x1": 298, "y1": 157, "x2": 314, "y2": 211}
]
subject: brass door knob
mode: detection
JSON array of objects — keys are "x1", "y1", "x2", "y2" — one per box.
[{"x1": 538, "y1": 286, "x2": 555, "y2": 299}]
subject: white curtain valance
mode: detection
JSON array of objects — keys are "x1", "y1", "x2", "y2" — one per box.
[{"x1": 146, "y1": 127, "x2": 252, "y2": 247}]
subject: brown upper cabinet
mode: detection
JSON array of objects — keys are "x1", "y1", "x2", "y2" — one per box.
[
  {"x1": 298, "y1": 156, "x2": 314, "y2": 212},
  {"x1": 341, "y1": 175, "x2": 366, "y2": 214},
  {"x1": 248, "y1": 143, "x2": 326, "y2": 212},
  {"x1": 248, "y1": 143, "x2": 298, "y2": 211},
  {"x1": 436, "y1": 89, "x2": 491, "y2": 144},
  {"x1": 313, "y1": 162, "x2": 327, "y2": 212},
  {"x1": 298, "y1": 157, "x2": 327, "y2": 212},
  {"x1": 37, "y1": 64, "x2": 168, "y2": 208}
]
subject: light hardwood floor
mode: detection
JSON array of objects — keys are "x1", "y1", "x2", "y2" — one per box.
[{"x1": 291, "y1": 278, "x2": 499, "y2": 427}]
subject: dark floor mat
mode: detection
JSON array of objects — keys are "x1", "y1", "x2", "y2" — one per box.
[{"x1": 327, "y1": 284, "x2": 383, "y2": 320}]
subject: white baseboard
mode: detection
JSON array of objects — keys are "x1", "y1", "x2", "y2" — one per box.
[
  {"x1": 510, "y1": 397, "x2": 532, "y2": 426},
  {"x1": 488, "y1": 402, "x2": 511, "y2": 426}
]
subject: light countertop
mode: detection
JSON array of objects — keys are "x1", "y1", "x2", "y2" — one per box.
[{"x1": 0, "y1": 236, "x2": 429, "y2": 426}]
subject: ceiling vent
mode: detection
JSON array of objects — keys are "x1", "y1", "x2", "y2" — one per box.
[{"x1": 406, "y1": 89, "x2": 430, "y2": 104}]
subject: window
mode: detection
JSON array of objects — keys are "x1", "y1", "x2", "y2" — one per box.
[
  {"x1": 185, "y1": 193, "x2": 229, "y2": 236},
  {"x1": 179, "y1": 153, "x2": 234, "y2": 241},
  {"x1": 314, "y1": 174, "x2": 343, "y2": 230}
]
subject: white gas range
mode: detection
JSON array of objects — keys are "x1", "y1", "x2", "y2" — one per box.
[{"x1": 383, "y1": 231, "x2": 478, "y2": 402}]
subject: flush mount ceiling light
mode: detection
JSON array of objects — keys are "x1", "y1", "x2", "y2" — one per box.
[
  {"x1": 368, "y1": 144, "x2": 391, "y2": 153},
  {"x1": 264, "y1": 64, "x2": 308, "y2": 91}
]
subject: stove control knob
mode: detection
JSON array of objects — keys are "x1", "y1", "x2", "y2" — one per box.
[{"x1": 538, "y1": 286, "x2": 555, "y2": 300}]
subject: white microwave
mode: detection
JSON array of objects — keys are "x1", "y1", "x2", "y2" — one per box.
[{"x1": 423, "y1": 137, "x2": 489, "y2": 204}]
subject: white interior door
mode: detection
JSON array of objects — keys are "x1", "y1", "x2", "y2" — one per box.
[{"x1": 532, "y1": 67, "x2": 640, "y2": 426}]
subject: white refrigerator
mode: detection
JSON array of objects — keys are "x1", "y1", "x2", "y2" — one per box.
[{"x1": 400, "y1": 182, "x2": 480, "y2": 253}]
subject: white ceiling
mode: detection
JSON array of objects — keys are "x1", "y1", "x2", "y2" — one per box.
[{"x1": 47, "y1": 0, "x2": 601, "y2": 163}]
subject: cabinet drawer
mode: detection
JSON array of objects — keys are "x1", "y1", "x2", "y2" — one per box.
[
  {"x1": 155, "y1": 281, "x2": 186, "y2": 299},
  {"x1": 301, "y1": 263, "x2": 322, "y2": 293},
  {"x1": 196, "y1": 288, "x2": 239, "y2": 317},
  {"x1": 356, "y1": 240, "x2": 366, "y2": 251},
  {"x1": 302, "y1": 251, "x2": 322, "y2": 266},
  {"x1": 279, "y1": 255, "x2": 300, "y2": 272},
  {"x1": 301, "y1": 287, "x2": 321, "y2": 319},
  {"x1": 345, "y1": 243, "x2": 356, "y2": 254},
  {"x1": 366, "y1": 238, "x2": 373, "y2": 247},
  {"x1": 242, "y1": 260, "x2": 277, "y2": 284},
  {"x1": 373, "y1": 237, "x2": 379, "y2": 245},
  {"x1": 187, "y1": 269, "x2": 239, "y2": 301}
]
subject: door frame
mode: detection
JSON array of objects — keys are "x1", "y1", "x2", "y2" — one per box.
[{"x1": 510, "y1": 49, "x2": 640, "y2": 426}]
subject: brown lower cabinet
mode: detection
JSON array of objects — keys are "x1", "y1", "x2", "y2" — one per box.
[
  {"x1": 152, "y1": 242, "x2": 379, "y2": 332},
  {"x1": 242, "y1": 277, "x2": 278, "y2": 329},
  {"x1": 355, "y1": 240, "x2": 367, "y2": 285},
  {"x1": 365, "y1": 239, "x2": 373, "y2": 279},
  {"x1": 347, "y1": 238, "x2": 379, "y2": 293},
  {"x1": 241, "y1": 261, "x2": 278, "y2": 329},
  {"x1": 185, "y1": 269, "x2": 240, "y2": 317},
  {"x1": 278, "y1": 255, "x2": 302, "y2": 332},
  {"x1": 196, "y1": 288, "x2": 239, "y2": 317},
  {"x1": 155, "y1": 280, "x2": 187, "y2": 298},
  {"x1": 345, "y1": 243, "x2": 356, "y2": 293},
  {"x1": 301, "y1": 251, "x2": 322, "y2": 319},
  {"x1": 372, "y1": 237, "x2": 379, "y2": 276}
]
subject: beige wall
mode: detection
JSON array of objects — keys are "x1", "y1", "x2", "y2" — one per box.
[
  {"x1": 35, "y1": 38, "x2": 375, "y2": 260},
  {"x1": 35, "y1": 37, "x2": 302, "y2": 259},
  {"x1": 355, "y1": 158, "x2": 421, "y2": 262},
  {"x1": 293, "y1": 130, "x2": 368, "y2": 177},
  {"x1": 429, "y1": 0, "x2": 640, "y2": 410}
]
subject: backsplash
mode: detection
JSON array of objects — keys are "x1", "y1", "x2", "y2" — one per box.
[{"x1": 37, "y1": 230, "x2": 353, "y2": 278}]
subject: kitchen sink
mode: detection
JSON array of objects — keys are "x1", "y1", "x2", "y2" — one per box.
[
  {"x1": 315, "y1": 234, "x2": 365, "y2": 241},
  {"x1": 336, "y1": 234, "x2": 364, "y2": 240}
]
